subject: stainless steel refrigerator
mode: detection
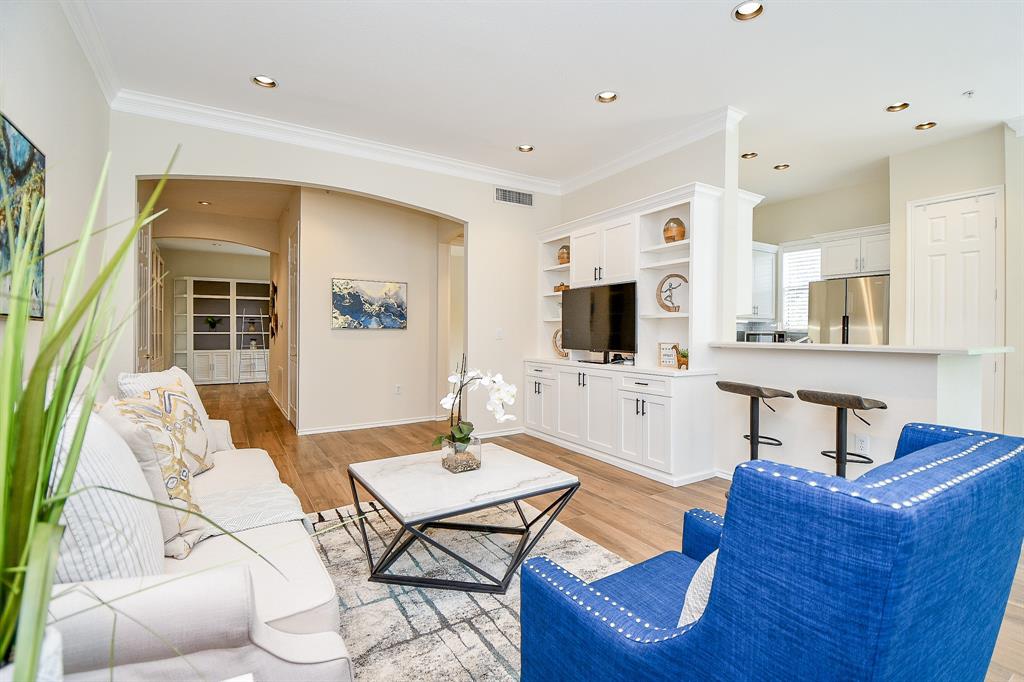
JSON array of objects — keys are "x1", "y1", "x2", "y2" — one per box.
[{"x1": 807, "y1": 275, "x2": 889, "y2": 345}]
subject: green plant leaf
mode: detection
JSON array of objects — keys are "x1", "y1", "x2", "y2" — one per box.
[
  {"x1": 431, "y1": 434, "x2": 444, "y2": 447},
  {"x1": 11, "y1": 523, "x2": 62, "y2": 682}
]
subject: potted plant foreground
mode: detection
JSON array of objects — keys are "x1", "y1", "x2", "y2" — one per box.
[{"x1": 433, "y1": 356, "x2": 517, "y2": 473}]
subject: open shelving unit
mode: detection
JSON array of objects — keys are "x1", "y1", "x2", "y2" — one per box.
[
  {"x1": 538, "y1": 231, "x2": 572, "y2": 329},
  {"x1": 174, "y1": 277, "x2": 271, "y2": 384}
]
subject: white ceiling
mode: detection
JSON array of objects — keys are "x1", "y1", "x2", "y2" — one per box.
[
  {"x1": 77, "y1": 1, "x2": 1022, "y2": 203},
  {"x1": 155, "y1": 237, "x2": 269, "y2": 257}
]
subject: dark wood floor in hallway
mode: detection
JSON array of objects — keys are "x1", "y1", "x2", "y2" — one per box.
[{"x1": 197, "y1": 382, "x2": 1023, "y2": 679}]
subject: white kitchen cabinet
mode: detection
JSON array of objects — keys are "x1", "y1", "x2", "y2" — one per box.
[
  {"x1": 820, "y1": 230, "x2": 890, "y2": 278},
  {"x1": 743, "y1": 242, "x2": 777, "y2": 320},
  {"x1": 555, "y1": 368, "x2": 585, "y2": 441},
  {"x1": 860, "y1": 233, "x2": 891, "y2": 273},
  {"x1": 525, "y1": 376, "x2": 556, "y2": 435},
  {"x1": 569, "y1": 220, "x2": 636, "y2": 287},
  {"x1": 617, "y1": 393, "x2": 644, "y2": 464},
  {"x1": 821, "y1": 237, "x2": 864, "y2": 278},
  {"x1": 192, "y1": 351, "x2": 231, "y2": 384},
  {"x1": 640, "y1": 394, "x2": 671, "y2": 472}
]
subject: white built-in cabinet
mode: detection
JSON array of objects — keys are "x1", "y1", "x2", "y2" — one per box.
[
  {"x1": 820, "y1": 228, "x2": 890, "y2": 279},
  {"x1": 525, "y1": 360, "x2": 716, "y2": 485},
  {"x1": 568, "y1": 220, "x2": 637, "y2": 287},
  {"x1": 740, "y1": 241, "x2": 777, "y2": 321}
]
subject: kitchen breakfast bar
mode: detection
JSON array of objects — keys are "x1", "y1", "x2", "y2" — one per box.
[{"x1": 708, "y1": 342, "x2": 1013, "y2": 477}]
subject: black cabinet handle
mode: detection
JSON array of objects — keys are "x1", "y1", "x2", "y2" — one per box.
[
  {"x1": 593, "y1": 266, "x2": 598, "y2": 281},
  {"x1": 635, "y1": 398, "x2": 639, "y2": 415},
  {"x1": 582, "y1": 373, "x2": 587, "y2": 387},
  {"x1": 635, "y1": 381, "x2": 648, "y2": 386},
  {"x1": 577, "y1": 372, "x2": 581, "y2": 386},
  {"x1": 642, "y1": 400, "x2": 647, "y2": 416},
  {"x1": 535, "y1": 381, "x2": 539, "y2": 394},
  {"x1": 533, "y1": 368, "x2": 543, "y2": 372},
  {"x1": 598, "y1": 266, "x2": 603, "y2": 280}
]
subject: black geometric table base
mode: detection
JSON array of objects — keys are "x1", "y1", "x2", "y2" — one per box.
[{"x1": 348, "y1": 473, "x2": 579, "y2": 594}]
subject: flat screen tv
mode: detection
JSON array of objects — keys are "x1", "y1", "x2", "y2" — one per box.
[{"x1": 561, "y1": 282, "x2": 636, "y2": 353}]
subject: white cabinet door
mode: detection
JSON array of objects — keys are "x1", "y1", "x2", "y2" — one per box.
[
  {"x1": 583, "y1": 372, "x2": 615, "y2": 454},
  {"x1": 860, "y1": 233, "x2": 890, "y2": 273},
  {"x1": 525, "y1": 377, "x2": 556, "y2": 435},
  {"x1": 555, "y1": 368, "x2": 584, "y2": 441},
  {"x1": 539, "y1": 379, "x2": 557, "y2": 434},
  {"x1": 821, "y1": 237, "x2": 863, "y2": 278},
  {"x1": 599, "y1": 221, "x2": 636, "y2": 284},
  {"x1": 641, "y1": 395, "x2": 672, "y2": 473},
  {"x1": 569, "y1": 228, "x2": 601, "y2": 288},
  {"x1": 191, "y1": 352, "x2": 212, "y2": 383},
  {"x1": 211, "y1": 351, "x2": 232, "y2": 383},
  {"x1": 750, "y1": 248, "x2": 776, "y2": 319},
  {"x1": 617, "y1": 391, "x2": 644, "y2": 464}
]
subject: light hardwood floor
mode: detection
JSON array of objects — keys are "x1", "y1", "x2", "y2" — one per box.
[{"x1": 198, "y1": 382, "x2": 1023, "y2": 680}]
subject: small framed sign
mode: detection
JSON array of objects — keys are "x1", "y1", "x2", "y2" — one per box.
[{"x1": 658, "y1": 343, "x2": 678, "y2": 369}]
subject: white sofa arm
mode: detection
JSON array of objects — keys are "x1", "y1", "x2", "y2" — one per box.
[
  {"x1": 50, "y1": 566, "x2": 253, "y2": 674},
  {"x1": 208, "y1": 418, "x2": 235, "y2": 451}
]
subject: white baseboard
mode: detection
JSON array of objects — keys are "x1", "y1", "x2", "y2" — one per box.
[
  {"x1": 476, "y1": 426, "x2": 525, "y2": 439},
  {"x1": 714, "y1": 468, "x2": 734, "y2": 481},
  {"x1": 267, "y1": 388, "x2": 289, "y2": 420},
  {"x1": 524, "y1": 428, "x2": 718, "y2": 488},
  {"x1": 297, "y1": 414, "x2": 442, "y2": 436}
]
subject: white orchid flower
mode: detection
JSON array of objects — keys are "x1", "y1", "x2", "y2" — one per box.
[
  {"x1": 440, "y1": 392, "x2": 457, "y2": 410},
  {"x1": 447, "y1": 373, "x2": 461, "y2": 386}
]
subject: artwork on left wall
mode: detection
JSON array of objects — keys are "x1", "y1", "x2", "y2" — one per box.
[
  {"x1": 0, "y1": 112, "x2": 45, "y2": 319},
  {"x1": 331, "y1": 278, "x2": 408, "y2": 329}
]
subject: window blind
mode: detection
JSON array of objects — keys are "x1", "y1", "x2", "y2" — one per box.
[{"x1": 780, "y1": 247, "x2": 821, "y2": 331}]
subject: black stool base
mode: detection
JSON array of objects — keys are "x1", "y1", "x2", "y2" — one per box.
[{"x1": 820, "y1": 450, "x2": 873, "y2": 465}]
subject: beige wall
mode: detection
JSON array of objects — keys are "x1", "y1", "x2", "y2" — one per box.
[
  {"x1": 753, "y1": 174, "x2": 890, "y2": 244},
  {"x1": 298, "y1": 188, "x2": 444, "y2": 431},
  {"x1": 105, "y1": 111, "x2": 560, "y2": 434},
  {"x1": 158, "y1": 247, "x2": 270, "y2": 363},
  {"x1": 888, "y1": 126, "x2": 1006, "y2": 344},
  {"x1": 268, "y1": 189, "x2": 299, "y2": 414},
  {"x1": 0, "y1": 2, "x2": 110, "y2": 360},
  {"x1": 1004, "y1": 126, "x2": 1023, "y2": 435},
  {"x1": 152, "y1": 209, "x2": 279, "y2": 253},
  {"x1": 560, "y1": 132, "x2": 728, "y2": 222}
]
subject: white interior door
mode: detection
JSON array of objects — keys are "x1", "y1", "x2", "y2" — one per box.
[
  {"x1": 911, "y1": 192, "x2": 1001, "y2": 428},
  {"x1": 287, "y1": 227, "x2": 299, "y2": 425}
]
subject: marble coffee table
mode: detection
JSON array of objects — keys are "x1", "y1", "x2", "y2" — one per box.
[{"x1": 347, "y1": 442, "x2": 579, "y2": 594}]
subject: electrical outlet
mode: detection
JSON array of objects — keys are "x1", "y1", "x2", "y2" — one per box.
[
  {"x1": 854, "y1": 433, "x2": 870, "y2": 456},
  {"x1": 495, "y1": 327, "x2": 504, "y2": 341},
  {"x1": 394, "y1": 384, "x2": 401, "y2": 395}
]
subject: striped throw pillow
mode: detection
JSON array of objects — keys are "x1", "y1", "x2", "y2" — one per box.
[{"x1": 52, "y1": 404, "x2": 164, "y2": 584}]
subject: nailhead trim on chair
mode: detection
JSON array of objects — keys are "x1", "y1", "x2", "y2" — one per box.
[
  {"x1": 525, "y1": 556, "x2": 696, "y2": 644},
  {"x1": 738, "y1": 440, "x2": 1023, "y2": 509},
  {"x1": 688, "y1": 509, "x2": 724, "y2": 526},
  {"x1": 862, "y1": 437, "x2": 999, "y2": 489}
]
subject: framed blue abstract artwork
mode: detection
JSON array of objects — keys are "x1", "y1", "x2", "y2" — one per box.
[
  {"x1": 0, "y1": 112, "x2": 45, "y2": 319},
  {"x1": 331, "y1": 278, "x2": 408, "y2": 329}
]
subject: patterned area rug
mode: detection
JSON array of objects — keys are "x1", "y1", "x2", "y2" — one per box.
[{"x1": 309, "y1": 502, "x2": 630, "y2": 681}]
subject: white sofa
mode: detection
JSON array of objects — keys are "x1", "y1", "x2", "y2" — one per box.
[{"x1": 50, "y1": 419, "x2": 353, "y2": 682}]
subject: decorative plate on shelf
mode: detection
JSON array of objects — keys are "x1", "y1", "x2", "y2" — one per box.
[
  {"x1": 656, "y1": 273, "x2": 688, "y2": 313},
  {"x1": 552, "y1": 328, "x2": 568, "y2": 358}
]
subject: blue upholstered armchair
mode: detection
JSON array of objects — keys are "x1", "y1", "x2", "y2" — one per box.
[{"x1": 522, "y1": 423, "x2": 1024, "y2": 681}]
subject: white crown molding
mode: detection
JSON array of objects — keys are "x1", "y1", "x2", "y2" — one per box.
[
  {"x1": 559, "y1": 106, "x2": 746, "y2": 195},
  {"x1": 1008, "y1": 116, "x2": 1024, "y2": 137},
  {"x1": 110, "y1": 90, "x2": 563, "y2": 195},
  {"x1": 59, "y1": 0, "x2": 120, "y2": 104}
]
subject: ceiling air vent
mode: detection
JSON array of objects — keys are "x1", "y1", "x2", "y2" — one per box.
[{"x1": 494, "y1": 187, "x2": 534, "y2": 207}]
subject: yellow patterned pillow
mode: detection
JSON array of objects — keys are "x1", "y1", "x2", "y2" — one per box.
[
  {"x1": 121, "y1": 379, "x2": 211, "y2": 474},
  {"x1": 97, "y1": 391, "x2": 207, "y2": 559}
]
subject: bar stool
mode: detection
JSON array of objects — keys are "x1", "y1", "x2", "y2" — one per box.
[
  {"x1": 796, "y1": 390, "x2": 887, "y2": 478},
  {"x1": 716, "y1": 381, "x2": 794, "y2": 461}
]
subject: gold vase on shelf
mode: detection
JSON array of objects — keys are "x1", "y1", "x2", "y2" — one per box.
[
  {"x1": 557, "y1": 244, "x2": 571, "y2": 264},
  {"x1": 663, "y1": 217, "x2": 687, "y2": 243}
]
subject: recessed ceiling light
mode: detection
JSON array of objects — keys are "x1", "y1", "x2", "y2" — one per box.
[
  {"x1": 733, "y1": 1, "x2": 764, "y2": 21},
  {"x1": 773, "y1": 163, "x2": 790, "y2": 171},
  {"x1": 740, "y1": 152, "x2": 758, "y2": 159},
  {"x1": 251, "y1": 75, "x2": 277, "y2": 88},
  {"x1": 197, "y1": 201, "x2": 211, "y2": 206},
  {"x1": 914, "y1": 121, "x2": 937, "y2": 130},
  {"x1": 517, "y1": 144, "x2": 534, "y2": 153},
  {"x1": 886, "y1": 102, "x2": 910, "y2": 112},
  {"x1": 595, "y1": 91, "x2": 618, "y2": 104}
]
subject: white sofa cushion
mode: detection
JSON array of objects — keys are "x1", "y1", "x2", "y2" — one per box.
[
  {"x1": 118, "y1": 366, "x2": 214, "y2": 458},
  {"x1": 97, "y1": 394, "x2": 207, "y2": 559},
  {"x1": 53, "y1": 405, "x2": 164, "y2": 583}
]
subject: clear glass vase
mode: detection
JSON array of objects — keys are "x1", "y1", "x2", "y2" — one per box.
[{"x1": 441, "y1": 436, "x2": 482, "y2": 473}]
